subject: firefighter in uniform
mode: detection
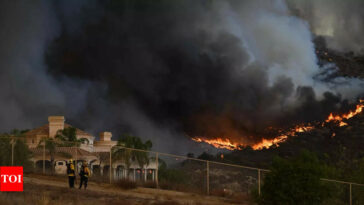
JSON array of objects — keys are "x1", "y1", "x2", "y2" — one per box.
[
  {"x1": 67, "y1": 159, "x2": 76, "y2": 188},
  {"x1": 79, "y1": 161, "x2": 90, "y2": 189}
]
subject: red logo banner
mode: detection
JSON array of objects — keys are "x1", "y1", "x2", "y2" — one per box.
[{"x1": 0, "y1": 166, "x2": 23, "y2": 192}]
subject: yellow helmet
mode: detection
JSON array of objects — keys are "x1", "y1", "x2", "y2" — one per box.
[{"x1": 69, "y1": 159, "x2": 73, "y2": 163}]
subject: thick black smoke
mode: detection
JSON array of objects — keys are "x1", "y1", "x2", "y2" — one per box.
[
  {"x1": 288, "y1": 0, "x2": 364, "y2": 54},
  {"x1": 0, "y1": 0, "x2": 363, "y2": 153}
]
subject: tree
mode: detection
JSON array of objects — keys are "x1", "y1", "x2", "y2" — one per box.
[
  {"x1": 197, "y1": 152, "x2": 214, "y2": 161},
  {"x1": 258, "y1": 150, "x2": 333, "y2": 205},
  {"x1": 187, "y1": 153, "x2": 194, "y2": 158},
  {"x1": 13, "y1": 137, "x2": 33, "y2": 171},
  {"x1": 0, "y1": 130, "x2": 32, "y2": 170},
  {"x1": 38, "y1": 137, "x2": 56, "y2": 173},
  {"x1": 112, "y1": 134, "x2": 152, "y2": 171},
  {"x1": 55, "y1": 127, "x2": 89, "y2": 146},
  {"x1": 38, "y1": 127, "x2": 87, "y2": 173},
  {"x1": 350, "y1": 158, "x2": 364, "y2": 203},
  {"x1": 0, "y1": 135, "x2": 11, "y2": 166},
  {"x1": 158, "y1": 159, "x2": 188, "y2": 187}
]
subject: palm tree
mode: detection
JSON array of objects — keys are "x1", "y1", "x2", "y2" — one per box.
[
  {"x1": 38, "y1": 137, "x2": 56, "y2": 173},
  {"x1": 112, "y1": 134, "x2": 153, "y2": 178},
  {"x1": 55, "y1": 127, "x2": 89, "y2": 147},
  {"x1": 38, "y1": 127, "x2": 88, "y2": 173}
]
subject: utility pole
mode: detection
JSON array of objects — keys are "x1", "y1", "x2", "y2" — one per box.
[
  {"x1": 349, "y1": 183, "x2": 352, "y2": 205},
  {"x1": 258, "y1": 169, "x2": 261, "y2": 196},
  {"x1": 11, "y1": 139, "x2": 14, "y2": 166},
  {"x1": 43, "y1": 141, "x2": 45, "y2": 174},
  {"x1": 110, "y1": 145, "x2": 112, "y2": 184},
  {"x1": 75, "y1": 146, "x2": 78, "y2": 176},
  {"x1": 206, "y1": 161, "x2": 210, "y2": 195},
  {"x1": 156, "y1": 152, "x2": 159, "y2": 188}
]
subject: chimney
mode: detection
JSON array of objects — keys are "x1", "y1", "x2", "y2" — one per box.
[
  {"x1": 99, "y1": 132, "x2": 112, "y2": 141},
  {"x1": 48, "y1": 116, "x2": 65, "y2": 138}
]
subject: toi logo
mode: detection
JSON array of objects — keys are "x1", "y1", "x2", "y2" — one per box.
[{"x1": 0, "y1": 166, "x2": 23, "y2": 192}]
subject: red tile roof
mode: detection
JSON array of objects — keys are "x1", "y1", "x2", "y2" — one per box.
[
  {"x1": 25, "y1": 124, "x2": 48, "y2": 136},
  {"x1": 24, "y1": 123, "x2": 93, "y2": 138}
]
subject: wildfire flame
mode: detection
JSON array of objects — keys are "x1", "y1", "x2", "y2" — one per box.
[
  {"x1": 192, "y1": 100, "x2": 364, "y2": 150},
  {"x1": 192, "y1": 125, "x2": 314, "y2": 151},
  {"x1": 325, "y1": 103, "x2": 364, "y2": 126},
  {"x1": 191, "y1": 137, "x2": 242, "y2": 150},
  {"x1": 251, "y1": 135, "x2": 288, "y2": 150}
]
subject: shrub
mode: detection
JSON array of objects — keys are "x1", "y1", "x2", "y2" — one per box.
[
  {"x1": 13, "y1": 138, "x2": 33, "y2": 171},
  {"x1": 257, "y1": 150, "x2": 332, "y2": 205},
  {"x1": 159, "y1": 168, "x2": 187, "y2": 185},
  {"x1": 351, "y1": 158, "x2": 364, "y2": 203}
]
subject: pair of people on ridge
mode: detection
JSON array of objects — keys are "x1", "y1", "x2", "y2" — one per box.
[{"x1": 67, "y1": 159, "x2": 90, "y2": 189}]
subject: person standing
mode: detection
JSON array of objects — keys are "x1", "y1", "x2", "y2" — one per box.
[
  {"x1": 79, "y1": 161, "x2": 90, "y2": 189},
  {"x1": 67, "y1": 159, "x2": 76, "y2": 188}
]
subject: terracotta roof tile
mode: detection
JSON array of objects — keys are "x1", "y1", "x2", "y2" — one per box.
[
  {"x1": 24, "y1": 123, "x2": 93, "y2": 138},
  {"x1": 24, "y1": 124, "x2": 48, "y2": 136}
]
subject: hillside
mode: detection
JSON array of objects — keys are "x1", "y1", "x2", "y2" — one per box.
[
  {"x1": 220, "y1": 38, "x2": 364, "y2": 182},
  {"x1": 315, "y1": 36, "x2": 364, "y2": 79}
]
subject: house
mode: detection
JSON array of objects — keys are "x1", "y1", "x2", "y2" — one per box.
[
  {"x1": 24, "y1": 116, "x2": 157, "y2": 182},
  {"x1": 24, "y1": 116, "x2": 95, "y2": 152}
]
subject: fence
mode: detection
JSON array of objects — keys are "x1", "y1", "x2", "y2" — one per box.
[{"x1": 0, "y1": 136, "x2": 364, "y2": 204}]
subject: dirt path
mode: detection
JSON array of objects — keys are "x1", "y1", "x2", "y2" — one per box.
[{"x1": 23, "y1": 176, "x2": 247, "y2": 205}]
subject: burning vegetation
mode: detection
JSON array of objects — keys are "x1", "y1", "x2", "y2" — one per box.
[{"x1": 193, "y1": 99, "x2": 364, "y2": 150}]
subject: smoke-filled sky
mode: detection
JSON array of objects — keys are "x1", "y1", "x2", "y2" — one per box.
[
  {"x1": 0, "y1": 0, "x2": 363, "y2": 154},
  {"x1": 287, "y1": 0, "x2": 364, "y2": 54}
]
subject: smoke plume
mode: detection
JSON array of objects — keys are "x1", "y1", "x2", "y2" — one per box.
[
  {"x1": 288, "y1": 0, "x2": 364, "y2": 54},
  {"x1": 0, "y1": 0, "x2": 363, "y2": 153}
]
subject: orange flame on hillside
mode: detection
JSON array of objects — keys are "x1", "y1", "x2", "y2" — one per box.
[
  {"x1": 251, "y1": 135, "x2": 288, "y2": 150},
  {"x1": 192, "y1": 100, "x2": 364, "y2": 150},
  {"x1": 192, "y1": 125, "x2": 314, "y2": 151},
  {"x1": 191, "y1": 137, "x2": 241, "y2": 150},
  {"x1": 325, "y1": 103, "x2": 364, "y2": 126},
  {"x1": 251, "y1": 125, "x2": 314, "y2": 150}
]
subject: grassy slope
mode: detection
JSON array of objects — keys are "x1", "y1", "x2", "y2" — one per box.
[{"x1": 0, "y1": 174, "x2": 246, "y2": 205}]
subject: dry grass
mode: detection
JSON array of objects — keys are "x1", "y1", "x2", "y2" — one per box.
[
  {"x1": 230, "y1": 193, "x2": 254, "y2": 204},
  {"x1": 159, "y1": 181, "x2": 204, "y2": 195},
  {"x1": 210, "y1": 189, "x2": 230, "y2": 197},
  {"x1": 151, "y1": 201, "x2": 181, "y2": 205},
  {"x1": 209, "y1": 189, "x2": 254, "y2": 204},
  {"x1": 140, "y1": 181, "x2": 157, "y2": 188},
  {"x1": 0, "y1": 182, "x2": 204, "y2": 205},
  {"x1": 0, "y1": 183, "x2": 135, "y2": 205},
  {"x1": 115, "y1": 179, "x2": 137, "y2": 190},
  {"x1": 17, "y1": 174, "x2": 248, "y2": 205}
]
